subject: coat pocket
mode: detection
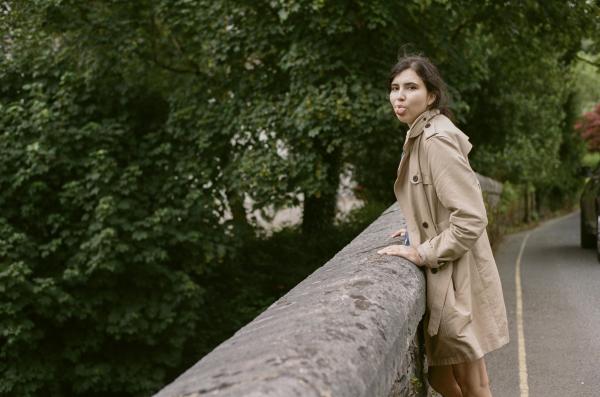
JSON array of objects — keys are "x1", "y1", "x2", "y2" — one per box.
[
  {"x1": 439, "y1": 277, "x2": 473, "y2": 338},
  {"x1": 436, "y1": 219, "x2": 450, "y2": 232}
]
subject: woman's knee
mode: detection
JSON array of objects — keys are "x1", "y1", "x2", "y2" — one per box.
[
  {"x1": 453, "y1": 358, "x2": 491, "y2": 395},
  {"x1": 454, "y1": 373, "x2": 490, "y2": 394},
  {"x1": 427, "y1": 370, "x2": 444, "y2": 393},
  {"x1": 428, "y1": 366, "x2": 463, "y2": 397}
]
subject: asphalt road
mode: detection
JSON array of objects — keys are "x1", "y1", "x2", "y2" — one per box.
[{"x1": 486, "y1": 211, "x2": 600, "y2": 397}]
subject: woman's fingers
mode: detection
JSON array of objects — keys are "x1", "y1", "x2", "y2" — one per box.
[
  {"x1": 377, "y1": 244, "x2": 423, "y2": 266},
  {"x1": 377, "y1": 244, "x2": 406, "y2": 256},
  {"x1": 390, "y1": 228, "x2": 407, "y2": 238}
]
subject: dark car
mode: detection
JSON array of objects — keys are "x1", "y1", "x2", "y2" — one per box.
[{"x1": 580, "y1": 164, "x2": 600, "y2": 258}]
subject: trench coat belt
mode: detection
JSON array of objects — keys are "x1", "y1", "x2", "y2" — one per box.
[{"x1": 426, "y1": 264, "x2": 453, "y2": 337}]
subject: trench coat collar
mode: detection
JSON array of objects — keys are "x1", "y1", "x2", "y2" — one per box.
[
  {"x1": 405, "y1": 108, "x2": 441, "y2": 142},
  {"x1": 397, "y1": 108, "x2": 441, "y2": 178}
]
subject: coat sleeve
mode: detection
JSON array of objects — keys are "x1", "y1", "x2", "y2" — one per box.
[{"x1": 416, "y1": 135, "x2": 488, "y2": 269}]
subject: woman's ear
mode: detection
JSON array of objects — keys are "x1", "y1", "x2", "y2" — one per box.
[{"x1": 427, "y1": 93, "x2": 436, "y2": 107}]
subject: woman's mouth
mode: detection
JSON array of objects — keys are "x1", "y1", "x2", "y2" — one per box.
[{"x1": 395, "y1": 107, "x2": 407, "y2": 116}]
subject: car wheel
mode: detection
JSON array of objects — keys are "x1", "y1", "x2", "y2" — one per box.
[{"x1": 581, "y1": 210, "x2": 596, "y2": 248}]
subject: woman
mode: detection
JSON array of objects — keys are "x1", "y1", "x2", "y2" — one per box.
[{"x1": 377, "y1": 55, "x2": 509, "y2": 397}]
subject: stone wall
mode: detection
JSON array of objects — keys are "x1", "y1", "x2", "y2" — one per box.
[{"x1": 154, "y1": 203, "x2": 427, "y2": 397}]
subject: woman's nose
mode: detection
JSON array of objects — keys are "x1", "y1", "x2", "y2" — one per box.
[{"x1": 394, "y1": 92, "x2": 405, "y2": 102}]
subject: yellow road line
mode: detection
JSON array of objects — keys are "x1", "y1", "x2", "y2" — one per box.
[{"x1": 515, "y1": 232, "x2": 531, "y2": 397}]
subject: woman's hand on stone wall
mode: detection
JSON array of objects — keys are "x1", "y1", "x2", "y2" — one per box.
[{"x1": 377, "y1": 244, "x2": 424, "y2": 266}]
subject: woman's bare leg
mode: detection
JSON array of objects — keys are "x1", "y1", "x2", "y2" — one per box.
[
  {"x1": 428, "y1": 365, "x2": 463, "y2": 397},
  {"x1": 452, "y1": 357, "x2": 492, "y2": 397}
]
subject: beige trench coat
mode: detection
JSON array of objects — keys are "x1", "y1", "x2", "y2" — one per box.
[{"x1": 394, "y1": 108, "x2": 509, "y2": 366}]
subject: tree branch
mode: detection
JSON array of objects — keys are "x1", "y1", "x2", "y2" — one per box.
[
  {"x1": 147, "y1": 53, "x2": 200, "y2": 76},
  {"x1": 148, "y1": 12, "x2": 203, "y2": 76},
  {"x1": 577, "y1": 54, "x2": 600, "y2": 68}
]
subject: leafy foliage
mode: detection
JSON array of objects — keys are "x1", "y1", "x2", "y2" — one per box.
[
  {"x1": 0, "y1": 2, "x2": 229, "y2": 395},
  {"x1": 1, "y1": 0, "x2": 599, "y2": 396}
]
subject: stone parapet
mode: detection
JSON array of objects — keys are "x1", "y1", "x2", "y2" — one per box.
[{"x1": 154, "y1": 203, "x2": 426, "y2": 397}]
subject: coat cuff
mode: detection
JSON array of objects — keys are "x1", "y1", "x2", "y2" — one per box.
[{"x1": 417, "y1": 240, "x2": 449, "y2": 271}]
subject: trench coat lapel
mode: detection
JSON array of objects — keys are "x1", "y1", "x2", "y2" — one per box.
[{"x1": 396, "y1": 108, "x2": 441, "y2": 178}]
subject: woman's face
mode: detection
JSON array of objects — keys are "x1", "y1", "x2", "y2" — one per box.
[{"x1": 389, "y1": 68, "x2": 436, "y2": 126}]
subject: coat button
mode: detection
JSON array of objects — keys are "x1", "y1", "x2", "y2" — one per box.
[
  {"x1": 412, "y1": 175, "x2": 418, "y2": 182},
  {"x1": 422, "y1": 222, "x2": 428, "y2": 228},
  {"x1": 431, "y1": 268, "x2": 438, "y2": 274},
  {"x1": 425, "y1": 123, "x2": 431, "y2": 128}
]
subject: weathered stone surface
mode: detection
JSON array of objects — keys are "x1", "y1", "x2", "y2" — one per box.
[
  {"x1": 388, "y1": 322, "x2": 426, "y2": 397},
  {"x1": 153, "y1": 203, "x2": 427, "y2": 397}
]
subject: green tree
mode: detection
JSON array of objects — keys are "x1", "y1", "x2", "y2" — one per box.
[
  {"x1": 1, "y1": 2, "x2": 234, "y2": 395},
  {"x1": 1, "y1": 1, "x2": 599, "y2": 396}
]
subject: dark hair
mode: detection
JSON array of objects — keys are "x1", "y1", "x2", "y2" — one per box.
[{"x1": 388, "y1": 54, "x2": 453, "y2": 119}]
